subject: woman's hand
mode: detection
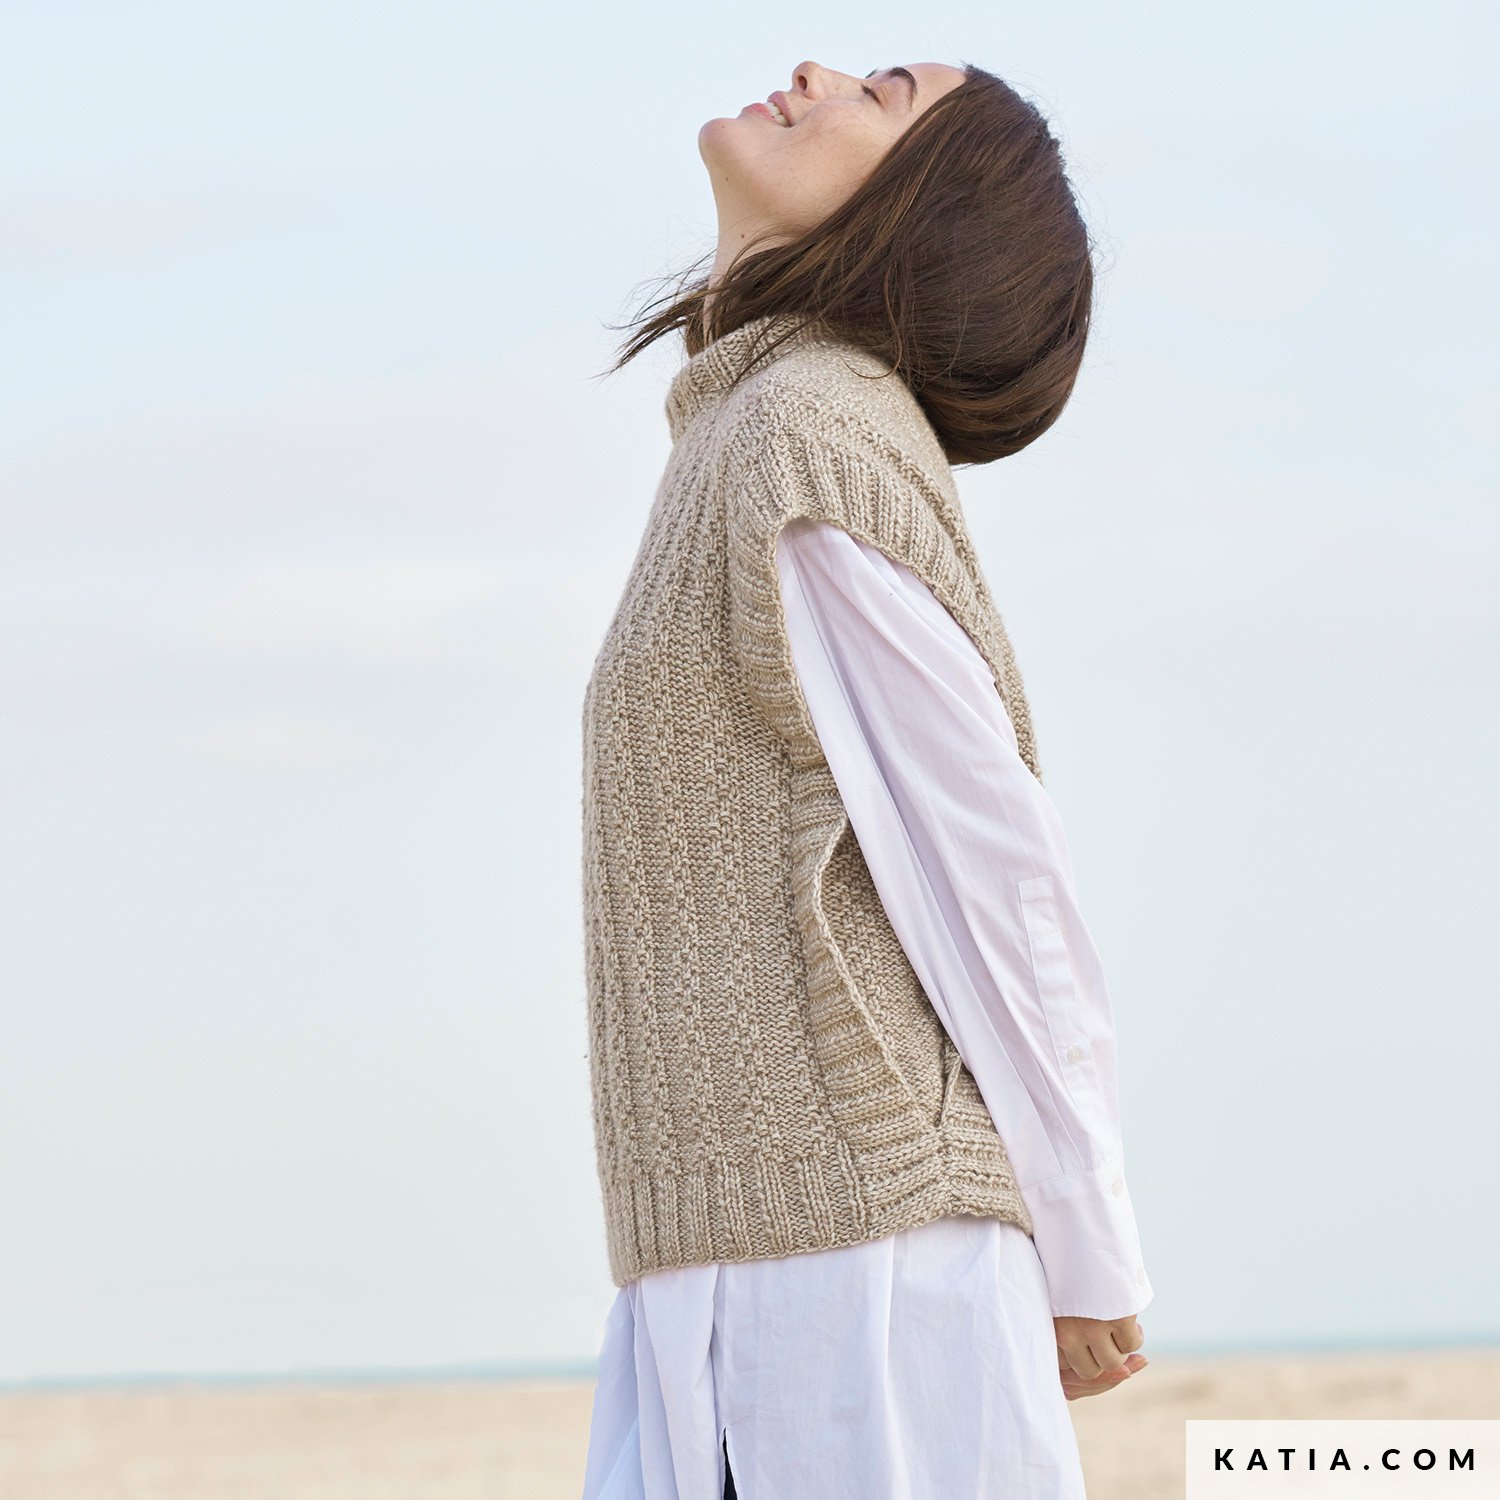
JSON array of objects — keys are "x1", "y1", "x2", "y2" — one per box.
[{"x1": 1054, "y1": 1314, "x2": 1148, "y2": 1401}]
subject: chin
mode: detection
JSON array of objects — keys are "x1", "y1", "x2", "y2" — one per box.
[{"x1": 698, "y1": 112, "x2": 758, "y2": 161}]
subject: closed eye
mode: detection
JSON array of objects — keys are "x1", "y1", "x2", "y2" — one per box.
[{"x1": 861, "y1": 84, "x2": 880, "y2": 103}]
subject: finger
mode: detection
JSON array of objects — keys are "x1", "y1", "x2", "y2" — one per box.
[
  {"x1": 1093, "y1": 1331, "x2": 1135, "y2": 1374},
  {"x1": 1061, "y1": 1340, "x2": 1104, "y2": 1382},
  {"x1": 1061, "y1": 1367, "x2": 1131, "y2": 1401},
  {"x1": 1061, "y1": 1352, "x2": 1145, "y2": 1397}
]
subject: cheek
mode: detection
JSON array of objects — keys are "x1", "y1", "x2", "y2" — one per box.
[{"x1": 793, "y1": 116, "x2": 887, "y2": 190}]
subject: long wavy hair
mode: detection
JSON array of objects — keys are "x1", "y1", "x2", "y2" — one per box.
[{"x1": 602, "y1": 64, "x2": 1097, "y2": 467}]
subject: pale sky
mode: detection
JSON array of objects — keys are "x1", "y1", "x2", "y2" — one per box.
[{"x1": 1, "y1": 2, "x2": 1497, "y2": 1385}]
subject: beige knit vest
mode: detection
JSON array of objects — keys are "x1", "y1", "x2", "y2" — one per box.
[{"x1": 580, "y1": 312, "x2": 1045, "y2": 1287}]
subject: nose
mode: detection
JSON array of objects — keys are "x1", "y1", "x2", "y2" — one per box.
[{"x1": 790, "y1": 59, "x2": 826, "y2": 98}]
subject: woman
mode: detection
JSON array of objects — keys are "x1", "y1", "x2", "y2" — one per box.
[{"x1": 579, "y1": 60, "x2": 1151, "y2": 1499}]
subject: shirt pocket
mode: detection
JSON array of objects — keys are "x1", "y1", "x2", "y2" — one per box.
[{"x1": 1016, "y1": 874, "x2": 1104, "y2": 1121}]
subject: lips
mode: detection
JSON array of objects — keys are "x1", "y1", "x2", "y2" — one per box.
[{"x1": 745, "y1": 95, "x2": 792, "y2": 126}]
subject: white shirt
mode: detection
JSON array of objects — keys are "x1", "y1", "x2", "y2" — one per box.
[{"x1": 581, "y1": 517, "x2": 1151, "y2": 1500}]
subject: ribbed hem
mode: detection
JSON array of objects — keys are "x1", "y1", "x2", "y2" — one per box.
[{"x1": 602, "y1": 1133, "x2": 1032, "y2": 1287}]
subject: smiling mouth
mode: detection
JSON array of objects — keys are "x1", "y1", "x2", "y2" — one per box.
[{"x1": 747, "y1": 96, "x2": 792, "y2": 127}]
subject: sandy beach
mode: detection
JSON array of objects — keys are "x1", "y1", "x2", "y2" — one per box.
[{"x1": 1, "y1": 1347, "x2": 1494, "y2": 1499}]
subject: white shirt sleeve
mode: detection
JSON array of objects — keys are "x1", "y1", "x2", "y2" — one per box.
[{"x1": 774, "y1": 515, "x2": 1153, "y2": 1321}]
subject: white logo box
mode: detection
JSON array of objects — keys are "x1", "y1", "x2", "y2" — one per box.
[{"x1": 1187, "y1": 1420, "x2": 1500, "y2": 1497}]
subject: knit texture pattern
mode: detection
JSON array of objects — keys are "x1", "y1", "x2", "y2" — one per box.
[{"x1": 581, "y1": 312, "x2": 1045, "y2": 1287}]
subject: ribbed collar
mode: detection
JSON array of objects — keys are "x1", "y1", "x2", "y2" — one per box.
[{"x1": 664, "y1": 311, "x2": 833, "y2": 442}]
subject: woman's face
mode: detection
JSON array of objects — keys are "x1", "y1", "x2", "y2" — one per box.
[{"x1": 699, "y1": 60, "x2": 967, "y2": 242}]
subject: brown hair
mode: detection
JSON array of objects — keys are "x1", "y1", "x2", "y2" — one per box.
[{"x1": 601, "y1": 64, "x2": 1097, "y2": 467}]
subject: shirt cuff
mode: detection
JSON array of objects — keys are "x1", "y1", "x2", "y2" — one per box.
[{"x1": 1022, "y1": 1154, "x2": 1154, "y2": 1321}]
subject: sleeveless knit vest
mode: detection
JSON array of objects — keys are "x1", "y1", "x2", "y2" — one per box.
[{"x1": 580, "y1": 312, "x2": 1046, "y2": 1287}]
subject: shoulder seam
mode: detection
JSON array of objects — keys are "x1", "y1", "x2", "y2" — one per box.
[{"x1": 728, "y1": 367, "x2": 951, "y2": 512}]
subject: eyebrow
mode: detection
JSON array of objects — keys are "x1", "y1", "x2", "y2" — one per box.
[{"x1": 864, "y1": 65, "x2": 918, "y2": 106}]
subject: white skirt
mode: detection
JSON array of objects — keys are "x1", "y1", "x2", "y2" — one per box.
[{"x1": 580, "y1": 1213, "x2": 1087, "y2": 1500}]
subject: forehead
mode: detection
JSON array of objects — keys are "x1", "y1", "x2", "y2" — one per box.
[
  {"x1": 882, "y1": 61, "x2": 966, "y2": 93},
  {"x1": 904, "y1": 62, "x2": 966, "y2": 87},
  {"x1": 872, "y1": 61, "x2": 967, "y2": 103}
]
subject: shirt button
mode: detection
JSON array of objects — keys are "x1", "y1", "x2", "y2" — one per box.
[
  {"x1": 1065, "y1": 1045, "x2": 1084, "y2": 1063},
  {"x1": 1111, "y1": 1177, "x2": 1124, "y2": 1197}
]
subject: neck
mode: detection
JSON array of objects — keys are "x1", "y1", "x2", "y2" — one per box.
[{"x1": 707, "y1": 206, "x2": 790, "y2": 292}]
